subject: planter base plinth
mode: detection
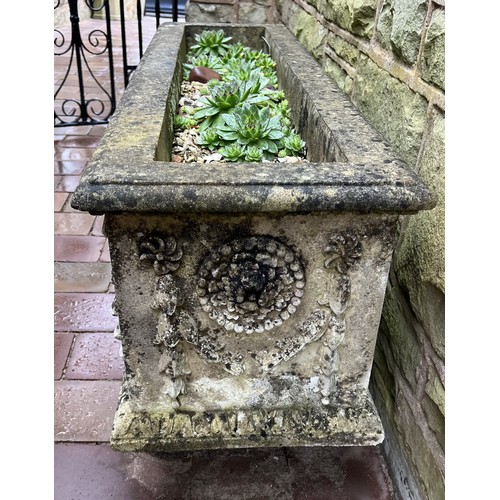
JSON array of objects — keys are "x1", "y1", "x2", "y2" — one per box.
[{"x1": 110, "y1": 391, "x2": 384, "y2": 452}]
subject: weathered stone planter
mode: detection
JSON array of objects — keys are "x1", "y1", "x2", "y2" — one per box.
[{"x1": 72, "y1": 23, "x2": 435, "y2": 453}]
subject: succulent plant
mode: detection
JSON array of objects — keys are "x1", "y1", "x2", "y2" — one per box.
[
  {"x1": 174, "y1": 115, "x2": 197, "y2": 130},
  {"x1": 244, "y1": 146, "x2": 264, "y2": 162},
  {"x1": 189, "y1": 30, "x2": 233, "y2": 57},
  {"x1": 193, "y1": 74, "x2": 271, "y2": 131},
  {"x1": 283, "y1": 133, "x2": 306, "y2": 156},
  {"x1": 217, "y1": 103, "x2": 284, "y2": 154},
  {"x1": 183, "y1": 54, "x2": 225, "y2": 80},
  {"x1": 177, "y1": 29, "x2": 307, "y2": 163},
  {"x1": 219, "y1": 143, "x2": 245, "y2": 161},
  {"x1": 197, "y1": 129, "x2": 221, "y2": 151}
]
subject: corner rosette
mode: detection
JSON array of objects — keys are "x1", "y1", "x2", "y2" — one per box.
[
  {"x1": 324, "y1": 231, "x2": 362, "y2": 275},
  {"x1": 137, "y1": 233, "x2": 183, "y2": 275}
]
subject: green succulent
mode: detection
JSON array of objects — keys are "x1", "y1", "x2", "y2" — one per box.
[
  {"x1": 192, "y1": 80, "x2": 243, "y2": 130},
  {"x1": 176, "y1": 29, "x2": 307, "y2": 163},
  {"x1": 244, "y1": 146, "x2": 264, "y2": 162},
  {"x1": 197, "y1": 129, "x2": 221, "y2": 151},
  {"x1": 217, "y1": 103, "x2": 284, "y2": 154},
  {"x1": 193, "y1": 75, "x2": 271, "y2": 131},
  {"x1": 189, "y1": 30, "x2": 233, "y2": 57},
  {"x1": 283, "y1": 133, "x2": 306, "y2": 156},
  {"x1": 219, "y1": 143, "x2": 245, "y2": 161},
  {"x1": 174, "y1": 115, "x2": 197, "y2": 130}
]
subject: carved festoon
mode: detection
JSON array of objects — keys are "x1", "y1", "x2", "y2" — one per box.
[{"x1": 135, "y1": 230, "x2": 362, "y2": 408}]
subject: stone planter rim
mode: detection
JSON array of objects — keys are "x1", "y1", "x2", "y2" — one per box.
[{"x1": 71, "y1": 23, "x2": 436, "y2": 214}]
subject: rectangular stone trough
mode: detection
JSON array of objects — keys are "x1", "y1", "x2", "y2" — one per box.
[{"x1": 71, "y1": 23, "x2": 435, "y2": 452}]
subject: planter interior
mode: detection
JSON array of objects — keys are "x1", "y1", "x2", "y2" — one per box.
[{"x1": 72, "y1": 23, "x2": 435, "y2": 453}]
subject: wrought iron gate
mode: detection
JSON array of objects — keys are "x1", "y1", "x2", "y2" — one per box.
[{"x1": 54, "y1": 0, "x2": 184, "y2": 127}]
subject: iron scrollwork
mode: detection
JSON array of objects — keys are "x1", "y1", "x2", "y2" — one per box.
[{"x1": 54, "y1": 0, "x2": 116, "y2": 127}]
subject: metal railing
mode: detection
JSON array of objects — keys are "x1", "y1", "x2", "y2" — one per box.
[{"x1": 54, "y1": 0, "x2": 184, "y2": 127}]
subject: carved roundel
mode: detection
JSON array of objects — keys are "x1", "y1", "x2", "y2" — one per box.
[{"x1": 197, "y1": 236, "x2": 305, "y2": 334}]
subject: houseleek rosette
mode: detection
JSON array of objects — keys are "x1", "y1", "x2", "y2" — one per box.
[{"x1": 217, "y1": 104, "x2": 285, "y2": 155}]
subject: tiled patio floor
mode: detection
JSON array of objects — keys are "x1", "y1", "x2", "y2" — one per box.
[{"x1": 54, "y1": 15, "x2": 397, "y2": 500}]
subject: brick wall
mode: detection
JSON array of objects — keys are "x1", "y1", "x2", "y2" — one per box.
[{"x1": 186, "y1": 1, "x2": 445, "y2": 499}]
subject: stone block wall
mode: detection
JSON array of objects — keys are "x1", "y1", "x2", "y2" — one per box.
[
  {"x1": 186, "y1": 0, "x2": 281, "y2": 23},
  {"x1": 278, "y1": 2, "x2": 444, "y2": 499},
  {"x1": 184, "y1": 1, "x2": 444, "y2": 498}
]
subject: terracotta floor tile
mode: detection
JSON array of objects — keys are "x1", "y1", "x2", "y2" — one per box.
[
  {"x1": 286, "y1": 446, "x2": 395, "y2": 499},
  {"x1": 60, "y1": 135, "x2": 102, "y2": 148},
  {"x1": 54, "y1": 293, "x2": 116, "y2": 332},
  {"x1": 54, "y1": 380, "x2": 121, "y2": 442},
  {"x1": 54, "y1": 444, "x2": 152, "y2": 499},
  {"x1": 61, "y1": 193, "x2": 81, "y2": 213},
  {"x1": 99, "y1": 240, "x2": 111, "y2": 262},
  {"x1": 91, "y1": 215, "x2": 105, "y2": 236},
  {"x1": 54, "y1": 212, "x2": 95, "y2": 235},
  {"x1": 54, "y1": 333, "x2": 74, "y2": 380},
  {"x1": 55, "y1": 174, "x2": 82, "y2": 193},
  {"x1": 54, "y1": 262, "x2": 112, "y2": 293},
  {"x1": 65, "y1": 332, "x2": 124, "y2": 380},
  {"x1": 54, "y1": 443, "x2": 397, "y2": 500},
  {"x1": 55, "y1": 148, "x2": 94, "y2": 162},
  {"x1": 88, "y1": 125, "x2": 108, "y2": 137},
  {"x1": 54, "y1": 192, "x2": 69, "y2": 212},
  {"x1": 54, "y1": 235, "x2": 106, "y2": 262},
  {"x1": 54, "y1": 160, "x2": 87, "y2": 175},
  {"x1": 55, "y1": 125, "x2": 92, "y2": 135}
]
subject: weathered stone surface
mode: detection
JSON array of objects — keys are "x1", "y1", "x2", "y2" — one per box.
[
  {"x1": 323, "y1": 57, "x2": 353, "y2": 95},
  {"x1": 422, "y1": 8, "x2": 445, "y2": 90},
  {"x1": 72, "y1": 25, "x2": 434, "y2": 214},
  {"x1": 379, "y1": 270, "x2": 422, "y2": 387},
  {"x1": 425, "y1": 363, "x2": 444, "y2": 416},
  {"x1": 186, "y1": 1, "x2": 235, "y2": 23},
  {"x1": 352, "y1": 54, "x2": 428, "y2": 165},
  {"x1": 318, "y1": 0, "x2": 377, "y2": 38},
  {"x1": 421, "y1": 394, "x2": 444, "y2": 450},
  {"x1": 395, "y1": 111, "x2": 445, "y2": 356},
  {"x1": 327, "y1": 33, "x2": 359, "y2": 66},
  {"x1": 393, "y1": 390, "x2": 445, "y2": 500},
  {"x1": 293, "y1": 9, "x2": 328, "y2": 61},
  {"x1": 106, "y1": 210, "x2": 395, "y2": 451},
  {"x1": 238, "y1": 0, "x2": 268, "y2": 23},
  {"x1": 377, "y1": 0, "x2": 427, "y2": 65}
]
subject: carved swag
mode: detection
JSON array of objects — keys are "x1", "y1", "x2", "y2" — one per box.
[{"x1": 137, "y1": 231, "x2": 361, "y2": 408}]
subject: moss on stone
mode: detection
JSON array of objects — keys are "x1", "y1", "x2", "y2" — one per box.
[
  {"x1": 395, "y1": 111, "x2": 444, "y2": 357},
  {"x1": 425, "y1": 363, "x2": 444, "y2": 416},
  {"x1": 393, "y1": 393, "x2": 445, "y2": 500},
  {"x1": 326, "y1": 33, "x2": 359, "y2": 66},
  {"x1": 377, "y1": 0, "x2": 428, "y2": 65},
  {"x1": 293, "y1": 9, "x2": 328, "y2": 61},
  {"x1": 323, "y1": 57, "x2": 353, "y2": 95},
  {"x1": 351, "y1": 54, "x2": 428, "y2": 165},
  {"x1": 380, "y1": 273, "x2": 423, "y2": 387},
  {"x1": 422, "y1": 8, "x2": 445, "y2": 90},
  {"x1": 318, "y1": 0, "x2": 377, "y2": 38}
]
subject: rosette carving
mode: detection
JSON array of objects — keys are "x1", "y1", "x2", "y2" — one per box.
[
  {"x1": 138, "y1": 233, "x2": 183, "y2": 275},
  {"x1": 196, "y1": 236, "x2": 305, "y2": 334}
]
